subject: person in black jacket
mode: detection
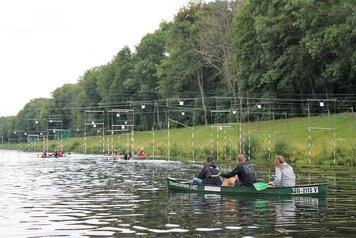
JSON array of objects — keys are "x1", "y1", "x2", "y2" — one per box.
[
  {"x1": 219, "y1": 154, "x2": 257, "y2": 187},
  {"x1": 192, "y1": 155, "x2": 222, "y2": 185}
]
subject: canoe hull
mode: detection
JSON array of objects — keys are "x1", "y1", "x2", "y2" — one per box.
[{"x1": 166, "y1": 178, "x2": 327, "y2": 197}]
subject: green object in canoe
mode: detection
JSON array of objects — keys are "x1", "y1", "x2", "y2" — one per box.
[
  {"x1": 166, "y1": 178, "x2": 328, "y2": 197},
  {"x1": 253, "y1": 182, "x2": 269, "y2": 191}
]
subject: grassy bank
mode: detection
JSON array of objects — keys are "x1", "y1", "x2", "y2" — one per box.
[{"x1": 2, "y1": 113, "x2": 356, "y2": 165}]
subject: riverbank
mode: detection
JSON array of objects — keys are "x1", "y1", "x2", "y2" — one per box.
[{"x1": 2, "y1": 113, "x2": 355, "y2": 165}]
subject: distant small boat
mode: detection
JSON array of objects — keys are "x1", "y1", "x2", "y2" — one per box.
[
  {"x1": 35, "y1": 152, "x2": 71, "y2": 158},
  {"x1": 166, "y1": 178, "x2": 328, "y2": 197}
]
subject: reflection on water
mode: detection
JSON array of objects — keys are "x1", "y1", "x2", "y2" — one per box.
[
  {"x1": 0, "y1": 150, "x2": 355, "y2": 237},
  {"x1": 167, "y1": 191, "x2": 328, "y2": 237}
]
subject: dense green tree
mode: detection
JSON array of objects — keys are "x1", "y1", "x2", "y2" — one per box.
[
  {"x1": 50, "y1": 83, "x2": 79, "y2": 130},
  {"x1": 109, "y1": 47, "x2": 133, "y2": 103},
  {"x1": 131, "y1": 29, "x2": 167, "y2": 100},
  {"x1": 195, "y1": 0, "x2": 241, "y2": 99},
  {"x1": 12, "y1": 98, "x2": 52, "y2": 136},
  {"x1": 157, "y1": 1, "x2": 229, "y2": 124},
  {"x1": 232, "y1": 0, "x2": 355, "y2": 115},
  {"x1": 76, "y1": 68, "x2": 102, "y2": 108}
]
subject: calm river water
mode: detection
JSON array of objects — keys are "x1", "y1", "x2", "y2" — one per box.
[{"x1": 0, "y1": 150, "x2": 355, "y2": 237}]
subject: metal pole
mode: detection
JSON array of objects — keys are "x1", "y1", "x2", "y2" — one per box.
[
  {"x1": 307, "y1": 102, "x2": 311, "y2": 128},
  {"x1": 59, "y1": 121, "x2": 62, "y2": 152},
  {"x1": 333, "y1": 130, "x2": 336, "y2": 164},
  {"x1": 224, "y1": 128, "x2": 227, "y2": 159},
  {"x1": 152, "y1": 127, "x2": 155, "y2": 158},
  {"x1": 192, "y1": 127, "x2": 195, "y2": 164},
  {"x1": 248, "y1": 130, "x2": 251, "y2": 160},
  {"x1": 168, "y1": 118, "x2": 170, "y2": 161},
  {"x1": 216, "y1": 127, "x2": 219, "y2": 160},
  {"x1": 102, "y1": 113, "x2": 105, "y2": 154},
  {"x1": 210, "y1": 127, "x2": 213, "y2": 155},
  {"x1": 239, "y1": 96, "x2": 243, "y2": 154},
  {"x1": 192, "y1": 98, "x2": 196, "y2": 163},
  {"x1": 132, "y1": 110, "x2": 135, "y2": 153},
  {"x1": 268, "y1": 133, "x2": 271, "y2": 160},
  {"x1": 229, "y1": 134, "x2": 232, "y2": 160},
  {"x1": 131, "y1": 129, "x2": 134, "y2": 154},
  {"x1": 308, "y1": 127, "x2": 311, "y2": 164},
  {"x1": 84, "y1": 112, "x2": 87, "y2": 154}
]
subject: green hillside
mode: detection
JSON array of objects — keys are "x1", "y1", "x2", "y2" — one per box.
[{"x1": 3, "y1": 113, "x2": 356, "y2": 165}]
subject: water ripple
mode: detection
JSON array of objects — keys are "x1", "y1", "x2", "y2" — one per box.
[{"x1": 0, "y1": 150, "x2": 355, "y2": 237}]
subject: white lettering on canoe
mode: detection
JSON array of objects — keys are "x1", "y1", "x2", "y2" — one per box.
[
  {"x1": 292, "y1": 186, "x2": 318, "y2": 194},
  {"x1": 204, "y1": 186, "x2": 221, "y2": 192},
  {"x1": 169, "y1": 181, "x2": 198, "y2": 190}
]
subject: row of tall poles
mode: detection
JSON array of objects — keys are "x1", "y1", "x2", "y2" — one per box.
[
  {"x1": 79, "y1": 97, "x2": 339, "y2": 164},
  {"x1": 1, "y1": 97, "x2": 349, "y2": 164}
]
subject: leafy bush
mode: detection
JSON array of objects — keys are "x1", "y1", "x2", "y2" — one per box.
[
  {"x1": 273, "y1": 138, "x2": 293, "y2": 158},
  {"x1": 242, "y1": 136, "x2": 260, "y2": 160}
]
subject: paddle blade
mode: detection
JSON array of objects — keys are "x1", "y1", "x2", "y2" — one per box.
[{"x1": 253, "y1": 182, "x2": 268, "y2": 191}]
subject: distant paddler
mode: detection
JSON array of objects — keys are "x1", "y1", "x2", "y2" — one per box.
[
  {"x1": 41, "y1": 150, "x2": 48, "y2": 158},
  {"x1": 137, "y1": 148, "x2": 145, "y2": 157}
]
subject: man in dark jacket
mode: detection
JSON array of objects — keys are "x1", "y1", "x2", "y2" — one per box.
[
  {"x1": 192, "y1": 155, "x2": 222, "y2": 185},
  {"x1": 220, "y1": 154, "x2": 257, "y2": 187}
]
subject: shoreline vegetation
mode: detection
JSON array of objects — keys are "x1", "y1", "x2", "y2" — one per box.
[{"x1": 2, "y1": 113, "x2": 355, "y2": 165}]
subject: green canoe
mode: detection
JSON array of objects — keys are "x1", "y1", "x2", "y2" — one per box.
[{"x1": 166, "y1": 177, "x2": 328, "y2": 197}]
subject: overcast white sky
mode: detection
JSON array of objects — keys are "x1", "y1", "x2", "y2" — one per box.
[{"x1": 0, "y1": 0, "x2": 190, "y2": 116}]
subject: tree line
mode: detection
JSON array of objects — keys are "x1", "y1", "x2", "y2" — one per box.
[{"x1": 1, "y1": 0, "x2": 355, "y2": 141}]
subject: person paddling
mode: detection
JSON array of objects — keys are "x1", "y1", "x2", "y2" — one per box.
[
  {"x1": 41, "y1": 150, "x2": 48, "y2": 158},
  {"x1": 268, "y1": 155, "x2": 296, "y2": 187},
  {"x1": 122, "y1": 150, "x2": 131, "y2": 160},
  {"x1": 192, "y1": 155, "x2": 222, "y2": 186},
  {"x1": 219, "y1": 154, "x2": 257, "y2": 187},
  {"x1": 137, "y1": 148, "x2": 145, "y2": 157}
]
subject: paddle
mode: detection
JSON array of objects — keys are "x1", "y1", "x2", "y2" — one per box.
[{"x1": 253, "y1": 182, "x2": 269, "y2": 191}]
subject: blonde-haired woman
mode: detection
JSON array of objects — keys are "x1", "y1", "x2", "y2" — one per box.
[{"x1": 268, "y1": 155, "x2": 296, "y2": 187}]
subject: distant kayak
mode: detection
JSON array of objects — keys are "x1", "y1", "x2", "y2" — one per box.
[{"x1": 34, "y1": 152, "x2": 71, "y2": 158}]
